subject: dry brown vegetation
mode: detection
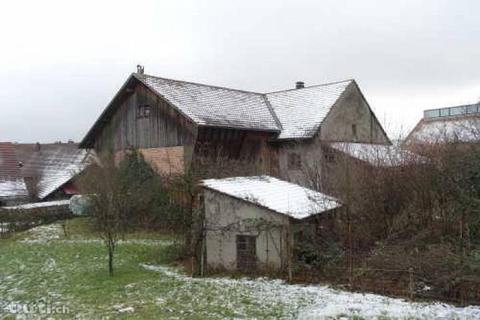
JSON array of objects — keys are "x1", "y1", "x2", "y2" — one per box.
[{"x1": 295, "y1": 142, "x2": 480, "y2": 305}]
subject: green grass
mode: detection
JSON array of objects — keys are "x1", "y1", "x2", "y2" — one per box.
[
  {"x1": 0, "y1": 219, "x2": 311, "y2": 319},
  {"x1": 0, "y1": 218, "x2": 470, "y2": 319},
  {"x1": 0, "y1": 219, "x2": 183, "y2": 319}
]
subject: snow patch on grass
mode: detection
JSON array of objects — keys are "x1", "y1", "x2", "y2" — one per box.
[
  {"x1": 113, "y1": 304, "x2": 135, "y2": 313},
  {"x1": 141, "y1": 264, "x2": 480, "y2": 320},
  {"x1": 19, "y1": 224, "x2": 63, "y2": 243}
]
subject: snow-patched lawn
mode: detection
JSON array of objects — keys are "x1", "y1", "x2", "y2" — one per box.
[
  {"x1": 141, "y1": 264, "x2": 480, "y2": 320},
  {"x1": 0, "y1": 220, "x2": 479, "y2": 319}
]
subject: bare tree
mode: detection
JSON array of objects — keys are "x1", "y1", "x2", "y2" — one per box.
[{"x1": 78, "y1": 154, "x2": 130, "y2": 276}]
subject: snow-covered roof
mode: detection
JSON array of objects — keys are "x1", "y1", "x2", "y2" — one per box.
[
  {"x1": 81, "y1": 74, "x2": 363, "y2": 147},
  {"x1": 135, "y1": 74, "x2": 281, "y2": 132},
  {"x1": 406, "y1": 117, "x2": 480, "y2": 144},
  {"x1": 266, "y1": 80, "x2": 352, "y2": 139},
  {"x1": 0, "y1": 179, "x2": 28, "y2": 199},
  {"x1": 202, "y1": 176, "x2": 341, "y2": 219},
  {"x1": 3, "y1": 199, "x2": 70, "y2": 210},
  {"x1": 0, "y1": 143, "x2": 28, "y2": 200},
  {"x1": 329, "y1": 142, "x2": 423, "y2": 167},
  {"x1": 21, "y1": 148, "x2": 89, "y2": 199}
]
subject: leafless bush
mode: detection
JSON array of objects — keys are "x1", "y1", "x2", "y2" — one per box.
[{"x1": 297, "y1": 140, "x2": 480, "y2": 302}]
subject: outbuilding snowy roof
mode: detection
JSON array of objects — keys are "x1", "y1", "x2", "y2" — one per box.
[
  {"x1": 406, "y1": 117, "x2": 480, "y2": 144},
  {"x1": 202, "y1": 176, "x2": 341, "y2": 220},
  {"x1": 329, "y1": 142, "x2": 423, "y2": 167},
  {"x1": 20, "y1": 146, "x2": 89, "y2": 199},
  {"x1": 0, "y1": 179, "x2": 28, "y2": 200},
  {"x1": 135, "y1": 74, "x2": 280, "y2": 132},
  {"x1": 266, "y1": 80, "x2": 353, "y2": 139}
]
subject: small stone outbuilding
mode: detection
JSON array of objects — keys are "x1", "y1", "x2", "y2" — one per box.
[{"x1": 200, "y1": 176, "x2": 341, "y2": 273}]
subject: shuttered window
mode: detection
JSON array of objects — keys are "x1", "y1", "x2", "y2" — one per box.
[
  {"x1": 137, "y1": 105, "x2": 151, "y2": 118},
  {"x1": 288, "y1": 152, "x2": 301, "y2": 170}
]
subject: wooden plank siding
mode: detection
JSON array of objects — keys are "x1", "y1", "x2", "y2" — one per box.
[
  {"x1": 94, "y1": 83, "x2": 196, "y2": 154},
  {"x1": 92, "y1": 81, "x2": 280, "y2": 182},
  {"x1": 191, "y1": 127, "x2": 278, "y2": 181}
]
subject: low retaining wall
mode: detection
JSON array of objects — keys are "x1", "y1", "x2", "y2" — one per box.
[{"x1": 0, "y1": 200, "x2": 73, "y2": 237}]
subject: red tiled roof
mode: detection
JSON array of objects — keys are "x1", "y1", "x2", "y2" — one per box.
[
  {"x1": 0, "y1": 142, "x2": 21, "y2": 179},
  {"x1": 14, "y1": 143, "x2": 88, "y2": 199}
]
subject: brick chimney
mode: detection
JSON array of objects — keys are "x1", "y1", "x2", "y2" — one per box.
[
  {"x1": 137, "y1": 65, "x2": 145, "y2": 74},
  {"x1": 296, "y1": 81, "x2": 305, "y2": 89}
]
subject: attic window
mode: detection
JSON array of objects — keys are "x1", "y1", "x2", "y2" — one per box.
[
  {"x1": 352, "y1": 124, "x2": 357, "y2": 140},
  {"x1": 137, "y1": 105, "x2": 151, "y2": 118},
  {"x1": 288, "y1": 152, "x2": 302, "y2": 170}
]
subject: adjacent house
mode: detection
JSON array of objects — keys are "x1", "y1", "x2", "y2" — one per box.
[
  {"x1": 404, "y1": 103, "x2": 480, "y2": 146},
  {"x1": 1, "y1": 142, "x2": 90, "y2": 205},
  {"x1": 327, "y1": 142, "x2": 421, "y2": 168},
  {"x1": 15, "y1": 143, "x2": 90, "y2": 201},
  {"x1": 79, "y1": 68, "x2": 391, "y2": 186},
  {"x1": 0, "y1": 143, "x2": 28, "y2": 206},
  {"x1": 200, "y1": 176, "x2": 341, "y2": 272}
]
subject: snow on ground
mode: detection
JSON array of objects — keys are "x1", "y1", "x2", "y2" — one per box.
[
  {"x1": 18, "y1": 223, "x2": 175, "y2": 246},
  {"x1": 142, "y1": 264, "x2": 480, "y2": 320},
  {"x1": 19, "y1": 223, "x2": 64, "y2": 243}
]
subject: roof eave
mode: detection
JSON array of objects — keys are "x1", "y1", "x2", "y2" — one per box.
[
  {"x1": 197, "y1": 123, "x2": 280, "y2": 134},
  {"x1": 79, "y1": 74, "x2": 138, "y2": 149}
]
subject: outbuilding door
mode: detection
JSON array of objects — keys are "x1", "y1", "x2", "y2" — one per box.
[{"x1": 236, "y1": 235, "x2": 257, "y2": 271}]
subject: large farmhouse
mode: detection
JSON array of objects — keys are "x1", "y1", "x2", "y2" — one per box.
[
  {"x1": 79, "y1": 68, "x2": 396, "y2": 273},
  {"x1": 80, "y1": 67, "x2": 390, "y2": 186}
]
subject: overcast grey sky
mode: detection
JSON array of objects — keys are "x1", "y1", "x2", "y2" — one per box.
[{"x1": 1, "y1": 0, "x2": 479, "y2": 143}]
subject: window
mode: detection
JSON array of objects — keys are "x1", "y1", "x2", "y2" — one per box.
[
  {"x1": 236, "y1": 235, "x2": 257, "y2": 270},
  {"x1": 137, "y1": 104, "x2": 151, "y2": 118},
  {"x1": 324, "y1": 151, "x2": 335, "y2": 163},
  {"x1": 351, "y1": 124, "x2": 357, "y2": 140},
  {"x1": 287, "y1": 152, "x2": 302, "y2": 170}
]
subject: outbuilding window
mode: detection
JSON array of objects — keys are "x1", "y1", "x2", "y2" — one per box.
[
  {"x1": 137, "y1": 104, "x2": 151, "y2": 118},
  {"x1": 236, "y1": 235, "x2": 257, "y2": 270},
  {"x1": 288, "y1": 152, "x2": 302, "y2": 170}
]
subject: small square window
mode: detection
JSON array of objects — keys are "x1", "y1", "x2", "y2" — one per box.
[
  {"x1": 288, "y1": 153, "x2": 302, "y2": 170},
  {"x1": 324, "y1": 152, "x2": 335, "y2": 163},
  {"x1": 137, "y1": 105, "x2": 151, "y2": 118}
]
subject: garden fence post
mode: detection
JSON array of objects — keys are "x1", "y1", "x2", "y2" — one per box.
[{"x1": 408, "y1": 267, "x2": 414, "y2": 299}]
